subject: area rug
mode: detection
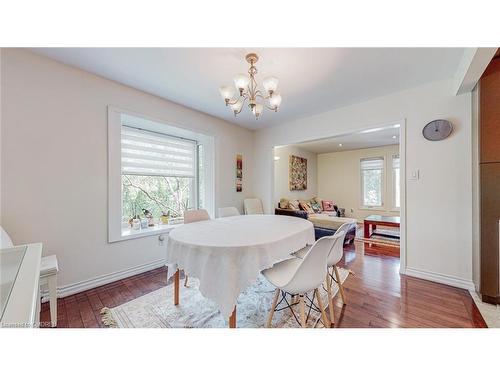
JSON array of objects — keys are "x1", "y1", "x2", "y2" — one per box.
[
  {"x1": 355, "y1": 225, "x2": 400, "y2": 248},
  {"x1": 101, "y1": 268, "x2": 349, "y2": 328}
]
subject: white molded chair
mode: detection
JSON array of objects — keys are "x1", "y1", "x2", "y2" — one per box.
[
  {"x1": 181, "y1": 209, "x2": 211, "y2": 287},
  {"x1": 184, "y1": 209, "x2": 210, "y2": 223},
  {"x1": 294, "y1": 226, "x2": 350, "y2": 326},
  {"x1": 243, "y1": 198, "x2": 264, "y2": 215},
  {"x1": 1, "y1": 225, "x2": 59, "y2": 327},
  {"x1": 261, "y1": 234, "x2": 343, "y2": 328},
  {"x1": 218, "y1": 207, "x2": 240, "y2": 218}
]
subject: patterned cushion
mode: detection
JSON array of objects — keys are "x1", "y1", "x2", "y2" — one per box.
[
  {"x1": 288, "y1": 200, "x2": 300, "y2": 210},
  {"x1": 310, "y1": 200, "x2": 322, "y2": 213},
  {"x1": 279, "y1": 198, "x2": 289, "y2": 209},
  {"x1": 322, "y1": 200, "x2": 336, "y2": 211},
  {"x1": 299, "y1": 201, "x2": 315, "y2": 214}
]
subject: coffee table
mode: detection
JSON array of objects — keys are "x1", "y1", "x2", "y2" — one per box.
[{"x1": 363, "y1": 215, "x2": 400, "y2": 238}]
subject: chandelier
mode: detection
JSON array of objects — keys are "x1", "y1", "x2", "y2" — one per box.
[{"x1": 219, "y1": 53, "x2": 282, "y2": 119}]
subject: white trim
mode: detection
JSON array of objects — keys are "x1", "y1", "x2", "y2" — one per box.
[
  {"x1": 41, "y1": 259, "x2": 166, "y2": 300},
  {"x1": 398, "y1": 120, "x2": 407, "y2": 272},
  {"x1": 404, "y1": 267, "x2": 475, "y2": 291}
]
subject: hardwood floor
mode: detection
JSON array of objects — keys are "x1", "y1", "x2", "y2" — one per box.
[{"x1": 41, "y1": 242, "x2": 487, "y2": 328}]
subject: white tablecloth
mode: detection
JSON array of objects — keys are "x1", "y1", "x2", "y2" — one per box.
[{"x1": 166, "y1": 214, "x2": 315, "y2": 317}]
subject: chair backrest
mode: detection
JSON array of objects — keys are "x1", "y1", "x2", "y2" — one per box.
[
  {"x1": 244, "y1": 198, "x2": 264, "y2": 215},
  {"x1": 327, "y1": 225, "x2": 350, "y2": 267},
  {"x1": 283, "y1": 233, "x2": 342, "y2": 295},
  {"x1": 218, "y1": 206, "x2": 240, "y2": 218},
  {"x1": 183, "y1": 209, "x2": 210, "y2": 224},
  {"x1": 0, "y1": 225, "x2": 14, "y2": 249}
]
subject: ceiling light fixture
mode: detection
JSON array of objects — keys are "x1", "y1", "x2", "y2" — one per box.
[{"x1": 219, "y1": 53, "x2": 282, "y2": 119}]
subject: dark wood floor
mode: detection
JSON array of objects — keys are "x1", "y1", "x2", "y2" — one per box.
[{"x1": 41, "y1": 241, "x2": 487, "y2": 328}]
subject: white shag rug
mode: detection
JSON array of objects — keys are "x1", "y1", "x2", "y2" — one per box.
[{"x1": 101, "y1": 268, "x2": 349, "y2": 328}]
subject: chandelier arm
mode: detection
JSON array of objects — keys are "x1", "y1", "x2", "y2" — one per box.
[
  {"x1": 235, "y1": 96, "x2": 248, "y2": 115},
  {"x1": 264, "y1": 104, "x2": 278, "y2": 111}
]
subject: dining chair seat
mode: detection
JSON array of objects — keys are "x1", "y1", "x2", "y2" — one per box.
[{"x1": 261, "y1": 258, "x2": 302, "y2": 289}]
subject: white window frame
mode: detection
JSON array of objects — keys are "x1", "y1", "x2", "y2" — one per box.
[
  {"x1": 360, "y1": 156, "x2": 385, "y2": 209},
  {"x1": 392, "y1": 153, "x2": 401, "y2": 211},
  {"x1": 108, "y1": 106, "x2": 215, "y2": 242}
]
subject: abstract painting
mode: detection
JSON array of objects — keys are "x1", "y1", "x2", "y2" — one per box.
[
  {"x1": 289, "y1": 155, "x2": 307, "y2": 190},
  {"x1": 236, "y1": 154, "x2": 242, "y2": 192}
]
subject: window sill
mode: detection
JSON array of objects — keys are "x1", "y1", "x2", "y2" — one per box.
[
  {"x1": 359, "y1": 206, "x2": 385, "y2": 211},
  {"x1": 119, "y1": 223, "x2": 183, "y2": 241}
]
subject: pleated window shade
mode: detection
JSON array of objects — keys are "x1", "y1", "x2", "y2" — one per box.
[
  {"x1": 121, "y1": 126, "x2": 196, "y2": 178},
  {"x1": 360, "y1": 157, "x2": 384, "y2": 170}
]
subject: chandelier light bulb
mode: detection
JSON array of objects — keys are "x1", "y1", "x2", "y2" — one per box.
[
  {"x1": 269, "y1": 93, "x2": 282, "y2": 109},
  {"x1": 219, "y1": 86, "x2": 235, "y2": 101},
  {"x1": 263, "y1": 76, "x2": 279, "y2": 94},
  {"x1": 234, "y1": 74, "x2": 250, "y2": 91},
  {"x1": 254, "y1": 103, "x2": 264, "y2": 118}
]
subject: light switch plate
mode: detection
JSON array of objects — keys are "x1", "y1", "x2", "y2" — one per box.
[{"x1": 409, "y1": 169, "x2": 420, "y2": 181}]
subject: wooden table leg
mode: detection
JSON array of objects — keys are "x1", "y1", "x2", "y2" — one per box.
[
  {"x1": 174, "y1": 269, "x2": 180, "y2": 305},
  {"x1": 229, "y1": 306, "x2": 237, "y2": 328},
  {"x1": 364, "y1": 222, "x2": 370, "y2": 238}
]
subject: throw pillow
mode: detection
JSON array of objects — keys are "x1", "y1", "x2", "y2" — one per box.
[
  {"x1": 279, "y1": 198, "x2": 289, "y2": 209},
  {"x1": 310, "y1": 200, "x2": 322, "y2": 213},
  {"x1": 288, "y1": 200, "x2": 300, "y2": 210},
  {"x1": 299, "y1": 201, "x2": 315, "y2": 214},
  {"x1": 322, "y1": 200, "x2": 336, "y2": 211}
]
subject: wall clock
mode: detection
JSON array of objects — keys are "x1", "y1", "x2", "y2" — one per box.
[{"x1": 422, "y1": 119, "x2": 453, "y2": 141}]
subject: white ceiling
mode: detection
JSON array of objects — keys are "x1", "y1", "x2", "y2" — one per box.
[
  {"x1": 292, "y1": 126, "x2": 400, "y2": 154},
  {"x1": 30, "y1": 48, "x2": 465, "y2": 130}
]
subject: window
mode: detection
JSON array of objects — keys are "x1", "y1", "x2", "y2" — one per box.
[
  {"x1": 361, "y1": 157, "x2": 384, "y2": 207},
  {"x1": 121, "y1": 126, "x2": 198, "y2": 225},
  {"x1": 392, "y1": 154, "x2": 400, "y2": 209},
  {"x1": 107, "y1": 107, "x2": 215, "y2": 242}
]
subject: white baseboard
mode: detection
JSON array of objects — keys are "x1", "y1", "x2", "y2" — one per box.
[
  {"x1": 40, "y1": 259, "x2": 166, "y2": 301},
  {"x1": 404, "y1": 267, "x2": 475, "y2": 291}
]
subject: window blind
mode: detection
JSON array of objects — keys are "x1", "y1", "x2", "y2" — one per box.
[
  {"x1": 360, "y1": 157, "x2": 384, "y2": 170},
  {"x1": 121, "y1": 126, "x2": 196, "y2": 178},
  {"x1": 392, "y1": 155, "x2": 400, "y2": 169}
]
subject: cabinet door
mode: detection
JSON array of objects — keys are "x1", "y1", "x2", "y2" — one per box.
[
  {"x1": 480, "y1": 163, "x2": 500, "y2": 297},
  {"x1": 480, "y1": 59, "x2": 500, "y2": 163}
]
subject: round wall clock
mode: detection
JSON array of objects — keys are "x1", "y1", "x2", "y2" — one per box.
[{"x1": 422, "y1": 119, "x2": 453, "y2": 141}]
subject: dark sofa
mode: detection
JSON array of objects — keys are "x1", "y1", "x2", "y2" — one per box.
[{"x1": 274, "y1": 207, "x2": 356, "y2": 244}]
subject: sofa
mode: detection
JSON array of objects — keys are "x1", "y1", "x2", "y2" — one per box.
[{"x1": 275, "y1": 206, "x2": 356, "y2": 244}]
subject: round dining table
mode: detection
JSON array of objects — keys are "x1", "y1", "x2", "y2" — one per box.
[{"x1": 166, "y1": 214, "x2": 315, "y2": 327}]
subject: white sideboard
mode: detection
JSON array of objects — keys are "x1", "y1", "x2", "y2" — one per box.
[{"x1": 0, "y1": 243, "x2": 42, "y2": 328}]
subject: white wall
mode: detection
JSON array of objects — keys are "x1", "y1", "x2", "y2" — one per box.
[
  {"x1": 273, "y1": 145, "x2": 317, "y2": 204},
  {"x1": 317, "y1": 145, "x2": 400, "y2": 221},
  {"x1": 0, "y1": 49, "x2": 255, "y2": 291},
  {"x1": 255, "y1": 79, "x2": 474, "y2": 289}
]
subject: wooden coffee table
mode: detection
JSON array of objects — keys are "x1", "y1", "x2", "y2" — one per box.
[{"x1": 363, "y1": 215, "x2": 400, "y2": 238}]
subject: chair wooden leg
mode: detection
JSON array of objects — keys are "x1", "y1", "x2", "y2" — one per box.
[
  {"x1": 334, "y1": 266, "x2": 347, "y2": 305},
  {"x1": 315, "y1": 288, "x2": 329, "y2": 328},
  {"x1": 184, "y1": 274, "x2": 189, "y2": 287},
  {"x1": 48, "y1": 274, "x2": 58, "y2": 327},
  {"x1": 229, "y1": 307, "x2": 237, "y2": 328},
  {"x1": 266, "y1": 289, "x2": 281, "y2": 328},
  {"x1": 174, "y1": 270, "x2": 180, "y2": 305},
  {"x1": 299, "y1": 295, "x2": 306, "y2": 328},
  {"x1": 326, "y1": 271, "x2": 335, "y2": 327}
]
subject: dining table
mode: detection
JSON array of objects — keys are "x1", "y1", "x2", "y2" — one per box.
[{"x1": 166, "y1": 214, "x2": 315, "y2": 327}]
